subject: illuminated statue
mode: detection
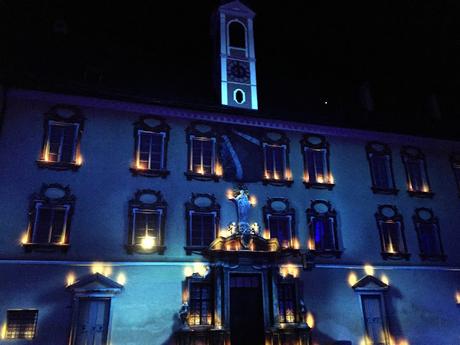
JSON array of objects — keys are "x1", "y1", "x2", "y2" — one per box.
[
  {"x1": 228, "y1": 186, "x2": 257, "y2": 247},
  {"x1": 178, "y1": 302, "x2": 190, "y2": 329},
  {"x1": 235, "y1": 189, "x2": 251, "y2": 226}
]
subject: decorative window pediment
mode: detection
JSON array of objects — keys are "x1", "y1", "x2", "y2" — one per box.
[
  {"x1": 413, "y1": 208, "x2": 446, "y2": 261},
  {"x1": 130, "y1": 116, "x2": 170, "y2": 177},
  {"x1": 352, "y1": 275, "x2": 389, "y2": 291},
  {"x1": 263, "y1": 198, "x2": 297, "y2": 250},
  {"x1": 306, "y1": 200, "x2": 341, "y2": 258},
  {"x1": 37, "y1": 105, "x2": 84, "y2": 171},
  {"x1": 366, "y1": 141, "x2": 398, "y2": 194},
  {"x1": 23, "y1": 183, "x2": 75, "y2": 252},
  {"x1": 262, "y1": 131, "x2": 292, "y2": 186},
  {"x1": 126, "y1": 190, "x2": 167, "y2": 254},
  {"x1": 302, "y1": 134, "x2": 335, "y2": 190},
  {"x1": 401, "y1": 146, "x2": 433, "y2": 198},
  {"x1": 375, "y1": 205, "x2": 410, "y2": 260}
]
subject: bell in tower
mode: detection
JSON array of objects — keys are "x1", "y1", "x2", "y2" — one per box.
[{"x1": 217, "y1": 1, "x2": 258, "y2": 110}]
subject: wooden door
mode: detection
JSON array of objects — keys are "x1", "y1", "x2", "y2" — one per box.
[{"x1": 74, "y1": 298, "x2": 110, "y2": 345}]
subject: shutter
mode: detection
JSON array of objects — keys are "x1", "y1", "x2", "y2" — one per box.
[
  {"x1": 149, "y1": 133, "x2": 164, "y2": 170},
  {"x1": 61, "y1": 124, "x2": 77, "y2": 162},
  {"x1": 51, "y1": 208, "x2": 67, "y2": 243},
  {"x1": 34, "y1": 207, "x2": 52, "y2": 243},
  {"x1": 138, "y1": 132, "x2": 152, "y2": 169}
]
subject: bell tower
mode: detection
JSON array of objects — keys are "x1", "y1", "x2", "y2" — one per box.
[{"x1": 217, "y1": 1, "x2": 258, "y2": 110}]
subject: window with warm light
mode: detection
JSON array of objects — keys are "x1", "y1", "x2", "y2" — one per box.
[
  {"x1": 306, "y1": 200, "x2": 341, "y2": 258},
  {"x1": 185, "y1": 194, "x2": 220, "y2": 254},
  {"x1": 5, "y1": 309, "x2": 38, "y2": 339},
  {"x1": 189, "y1": 281, "x2": 213, "y2": 326},
  {"x1": 263, "y1": 198, "x2": 296, "y2": 250},
  {"x1": 302, "y1": 134, "x2": 334, "y2": 189},
  {"x1": 375, "y1": 205, "x2": 410, "y2": 260},
  {"x1": 37, "y1": 105, "x2": 83, "y2": 170},
  {"x1": 450, "y1": 153, "x2": 460, "y2": 196},
  {"x1": 23, "y1": 184, "x2": 75, "y2": 252},
  {"x1": 401, "y1": 146, "x2": 433, "y2": 197},
  {"x1": 127, "y1": 190, "x2": 166, "y2": 254},
  {"x1": 366, "y1": 141, "x2": 398, "y2": 194},
  {"x1": 278, "y1": 279, "x2": 298, "y2": 323},
  {"x1": 262, "y1": 131, "x2": 292, "y2": 186},
  {"x1": 413, "y1": 208, "x2": 446, "y2": 261}
]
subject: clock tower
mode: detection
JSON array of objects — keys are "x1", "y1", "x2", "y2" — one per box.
[{"x1": 217, "y1": 1, "x2": 258, "y2": 110}]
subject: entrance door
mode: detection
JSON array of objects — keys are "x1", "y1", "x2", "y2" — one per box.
[
  {"x1": 74, "y1": 298, "x2": 110, "y2": 345},
  {"x1": 230, "y1": 274, "x2": 265, "y2": 345},
  {"x1": 361, "y1": 294, "x2": 387, "y2": 345}
]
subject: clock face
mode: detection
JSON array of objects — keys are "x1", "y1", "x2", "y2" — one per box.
[{"x1": 228, "y1": 60, "x2": 250, "y2": 83}]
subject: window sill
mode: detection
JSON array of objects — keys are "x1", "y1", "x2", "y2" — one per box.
[
  {"x1": 371, "y1": 187, "x2": 399, "y2": 195},
  {"x1": 303, "y1": 181, "x2": 335, "y2": 190},
  {"x1": 130, "y1": 167, "x2": 170, "y2": 178},
  {"x1": 125, "y1": 244, "x2": 166, "y2": 255},
  {"x1": 407, "y1": 190, "x2": 434, "y2": 198},
  {"x1": 184, "y1": 245, "x2": 209, "y2": 255},
  {"x1": 262, "y1": 178, "x2": 293, "y2": 187},
  {"x1": 309, "y1": 249, "x2": 342, "y2": 258},
  {"x1": 184, "y1": 171, "x2": 221, "y2": 182},
  {"x1": 22, "y1": 243, "x2": 70, "y2": 253},
  {"x1": 36, "y1": 160, "x2": 81, "y2": 171},
  {"x1": 419, "y1": 253, "x2": 447, "y2": 262},
  {"x1": 381, "y1": 252, "x2": 411, "y2": 260}
]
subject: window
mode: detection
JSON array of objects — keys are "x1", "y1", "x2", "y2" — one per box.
[
  {"x1": 306, "y1": 200, "x2": 341, "y2": 258},
  {"x1": 37, "y1": 105, "x2": 83, "y2": 170},
  {"x1": 450, "y1": 153, "x2": 460, "y2": 196},
  {"x1": 185, "y1": 123, "x2": 222, "y2": 181},
  {"x1": 366, "y1": 142, "x2": 398, "y2": 194},
  {"x1": 23, "y1": 184, "x2": 75, "y2": 252},
  {"x1": 131, "y1": 117, "x2": 170, "y2": 177},
  {"x1": 278, "y1": 278, "x2": 297, "y2": 323},
  {"x1": 375, "y1": 205, "x2": 410, "y2": 260},
  {"x1": 263, "y1": 198, "x2": 296, "y2": 250},
  {"x1": 302, "y1": 134, "x2": 334, "y2": 189},
  {"x1": 401, "y1": 146, "x2": 433, "y2": 197},
  {"x1": 127, "y1": 190, "x2": 167, "y2": 254},
  {"x1": 262, "y1": 131, "x2": 292, "y2": 186},
  {"x1": 228, "y1": 21, "x2": 246, "y2": 49},
  {"x1": 189, "y1": 281, "x2": 213, "y2": 326},
  {"x1": 6, "y1": 309, "x2": 38, "y2": 339},
  {"x1": 413, "y1": 208, "x2": 446, "y2": 261},
  {"x1": 185, "y1": 194, "x2": 220, "y2": 254}
]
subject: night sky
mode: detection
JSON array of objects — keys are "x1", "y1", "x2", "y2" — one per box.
[{"x1": 1, "y1": 1, "x2": 459, "y2": 139}]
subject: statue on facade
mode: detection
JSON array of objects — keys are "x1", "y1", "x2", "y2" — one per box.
[
  {"x1": 178, "y1": 302, "x2": 190, "y2": 329},
  {"x1": 228, "y1": 185, "x2": 258, "y2": 248}
]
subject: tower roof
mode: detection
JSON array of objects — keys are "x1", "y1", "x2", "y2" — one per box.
[{"x1": 219, "y1": 0, "x2": 255, "y2": 17}]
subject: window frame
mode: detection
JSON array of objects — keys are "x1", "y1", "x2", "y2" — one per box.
[
  {"x1": 277, "y1": 275, "x2": 299, "y2": 324},
  {"x1": 5, "y1": 309, "x2": 39, "y2": 340},
  {"x1": 413, "y1": 207, "x2": 446, "y2": 261},
  {"x1": 365, "y1": 141, "x2": 398, "y2": 194},
  {"x1": 130, "y1": 116, "x2": 170, "y2": 178},
  {"x1": 183, "y1": 273, "x2": 214, "y2": 329},
  {"x1": 301, "y1": 134, "x2": 335, "y2": 190},
  {"x1": 375, "y1": 205, "x2": 410, "y2": 260},
  {"x1": 23, "y1": 183, "x2": 75, "y2": 252},
  {"x1": 126, "y1": 190, "x2": 167, "y2": 254},
  {"x1": 185, "y1": 122, "x2": 222, "y2": 182},
  {"x1": 262, "y1": 198, "x2": 297, "y2": 251},
  {"x1": 37, "y1": 105, "x2": 84, "y2": 171},
  {"x1": 401, "y1": 146, "x2": 433, "y2": 198},
  {"x1": 185, "y1": 193, "x2": 220, "y2": 255},
  {"x1": 261, "y1": 131, "x2": 293, "y2": 187},
  {"x1": 306, "y1": 200, "x2": 342, "y2": 258},
  {"x1": 450, "y1": 153, "x2": 460, "y2": 197}
]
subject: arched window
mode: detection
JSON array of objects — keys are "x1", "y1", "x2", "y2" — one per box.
[{"x1": 228, "y1": 21, "x2": 246, "y2": 48}]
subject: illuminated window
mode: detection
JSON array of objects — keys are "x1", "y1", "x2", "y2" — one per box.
[
  {"x1": 450, "y1": 153, "x2": 460, "y2": 196},
  {"x1": 413, "y1": 208, "x2": 446, "y2": 261},
  {"x1": 23, "y1": 184, "x2": 75, "y2": 252},
  {"x1": 262, "y1": 131, "x2": 292, "y2": 186},
  {"x1": 401, "y1": 146, "x2": 433, "y2": 197},
  {"x1": 185, "y1": 123, "x2": 221, "y2": 181},
  {"x1": 366, "y1": 142, "x2": 398, "y2": 194},
  {"x1": 127, "y1": 190, "x2": 166, "y2": 254},
  {"x1": 189, "y1": 282, "x2": 213, "y2": 326},
  {"x1": 278, "y1": 279, "x2": 297, "y2": 323},
  {"x1": 6, "y1": 309, "x2": 38, "y2": 339},
  {"x1": 306, "y1": 200, "x2": 341, "y2": 258},
  {"x1": 185, "y1": 194, "x2": 220, "y2": 254},
  {"x1": 302, "y1": 134, "x2": 334, "y2": 189},
  {"x1": 263, "y1": 198, "x2": 295, "y2": 249},
  {"x1": 375, "y1": 205, "x2": 410, "y2": 260},
  {"x1": 37, "y1": 105, "x2": 83, "y2": 170}
]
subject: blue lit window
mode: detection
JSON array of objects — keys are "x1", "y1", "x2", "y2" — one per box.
[
  {"x1": 375, "y1": 205, "x2": 410, "y2": 260},
  {"x1": 413, "y1": 208, "x2": 445, "y2": 261},
  {"x1": 366, "y1": 142, "x2": 397, "y2": 194},
  {"x1": 268, "y1": 215, "x2": 292, "y2": 249},
  {"x1": 263, "y1": 198, "x2": 296, "y2": 250},
  {"x1": 137, "y1": 131, "x2": 165, "y2": 170}
]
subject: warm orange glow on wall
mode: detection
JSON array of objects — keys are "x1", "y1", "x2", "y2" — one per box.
[
  {"x1": 42, "y1": 141, "x2": 50, "y2": 162},
  {"x1": 456, "y1": 291, "x2": 460, "y2": 304},
  {"x1": 226, "y1": 189, "x2": 234, "y2": 200},
  {"x1": 1, "y1": 322, "x2": 7, "y2": 339},
  {"x1": 66, "y1": 272, "x2": 76, "y2": 286},
  {"x1": 386, "y1": 240, "x2": 396, "y2": 254},
  {"x1": 280, "y1": 264, "x2": 299, "y2": 278},
  {"x1": 422, "y1": 184, "x2": 429, "y2": 193},
  {"x1": 91, "y1": 262, "x2": 112, "y2": 277},
  {"x1": 308, "y1": 238, "x2": 315, "y2": 250},
  {"x1": 184, "y1": 266, "x2": 194, "y2": 277},
  {"x1": 328, "y1": 173, "x2": 334, "y2": 184},
  {"x1": 263, "y1": 229, "x2": 270, "y2": 239},
  {"x1": 364, "y1": 264, "x2": 375, "y2": 276},
  {"x1": 306, "y1": 312, "x2": 315, "y2": 328},
  {"x1": 316, "y1": 175, "x2": 324, "y2": 183},
  {"x1": 381, "y1": 274, "x2": 390, "y2": 286},
  {"x1": 347, "y1": 271, "x2": 358, "y2": 287},
  {"x1": 359, "y1": 336, "x2": 372, "y2": 345},
  {"x1": 59, "y1": 232, "x2": 66, "y2": 245},
  {"x1": 292, "y1": 238, "x2": 300, "y2": 249},
  {"x1": 285, "y1": 168, "x2": 292, "y2": 180},
  {"x1": 20, "y1": 231, "x2": 29, "y2": 245},
  {"x1": 116, "y1": 272, "x2": 127, "y2": 285},
  {"x1": 215, "y1": 162, "x2": 223, "y2": 176},
  {"x1": 75, "y1": 152, "x2": 83, "y2": 166},
  {"x1": 182, "y1": 289, "x2": 189, "y2": 303},
  {"x1": 193, "y1": 263, "x2": 208, "y2": 277},
  {"x1": 249, "y1": 195, "x2": 257, "y2": 206},
  {"x1": 197, "y1": 165, "x2": 205, "y2": 175}
]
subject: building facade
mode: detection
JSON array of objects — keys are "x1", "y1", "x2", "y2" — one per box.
[{"x1": 0, "y1": 2, "x2": 459, "y2": 345}]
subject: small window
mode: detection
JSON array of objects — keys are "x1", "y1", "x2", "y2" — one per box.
[
  {"x1": 413, "y1": 208, "x2": 446, "y2": 261},
  {"x1": 401, "y1": 146, "x2": 433, "y2": 197},
  {"x1": 185, "y1": 194, "x2": 220, "y2": 254},
  {"x1": 189, "y1": 281, "x2": 213, "y2": 326},
  {"x1": 375, "y1": 205, "x2": 410, "y2": 260},
  {"x1": 366, "y1": 142, "x2": 398, "y2": 194},
  {"x1": 302, "y1": 134, "x2": 334, "y2": 189},
  {"x1": 228, "y1": 21, "x2": 246, "y2": 49},
  {"x1": 23, "y1": 184, "x2": 75, "y2": 252},
  {"x1": 131, "y1": 117, "x2": 170, "y2": 177},
  {"x1": 263, "y1": 198, "x2": 296, "y2": 250},
  {"x1": 306, "y1": 200, "x2": 341, "y2": 258},
  {"x1": 6, "y1": 309, "x2": 38, "y2": 339},
  {"x1": 262, "y1": 131, "x2": 292, "y2": 186},
  {"x1": 278, "y1": 279, "x2": 298, "y2": 323},
  {"x1": 185, "y1": 123, "x2": 222, "y2": 181},
  {"x1": 233, "y1": 89, "x2": 246, "y2": 104},
  {"x1": 127, "y1": 190, "x2": 167, "y2": 254},
  {"x1": 450, "y1": 153, "x2": 460, "y2": 196},
  {"x1": 37, "y1": 105, "x2": 83, "y2": 170}
]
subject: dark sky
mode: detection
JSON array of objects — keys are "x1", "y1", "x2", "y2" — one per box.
[{"x1": 1, "y1": 1, "x2": 459, "y2": 139}]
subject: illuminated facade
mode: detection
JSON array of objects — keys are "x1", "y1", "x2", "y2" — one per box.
[{"x1": 0, "y1": 2, "x2": 459, "y2": 345}]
